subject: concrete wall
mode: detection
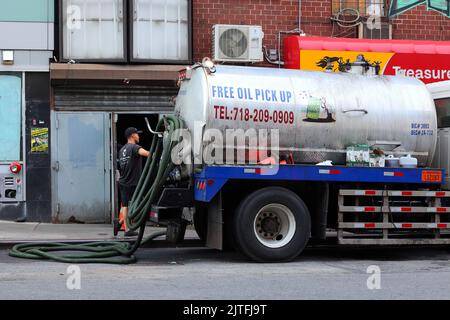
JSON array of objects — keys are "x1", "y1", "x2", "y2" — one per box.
[
  {"x1": 0, "y1": 0, "x2": 54, "y2": 72},
  {"x1": 0, "y1": 1, "x2": 53, "y2": 222}
]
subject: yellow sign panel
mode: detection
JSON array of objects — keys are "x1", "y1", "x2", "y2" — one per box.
[{"x1": 300, "y1": 50, "x2": 395, "y2": 73}]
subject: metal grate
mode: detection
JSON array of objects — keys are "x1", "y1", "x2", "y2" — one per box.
[
  {"x1": 218, "y1": 28, "x2": 248, "y2": 59},
  {"x1": 53, "y1": 84, "x2": 178, "y2": 112},
  {"x1": 332, "y1": 0, "x2": 387, "y2": 16},
  {"x1": 4, "y1": 177, "x2": 14, "y2": 187}
]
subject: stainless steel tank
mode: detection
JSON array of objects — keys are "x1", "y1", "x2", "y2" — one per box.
[{"x1": 175, "y1": 64, "x2": 437, "y2": 166}]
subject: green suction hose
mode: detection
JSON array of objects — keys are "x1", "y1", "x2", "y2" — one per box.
[{"x1": 9, "y1": 116, "x2": 185, "y2": 264}]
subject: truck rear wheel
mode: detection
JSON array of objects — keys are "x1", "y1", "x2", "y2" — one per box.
[{"x1": 232, "y1": 187, "x2": 311, "y2": 262}]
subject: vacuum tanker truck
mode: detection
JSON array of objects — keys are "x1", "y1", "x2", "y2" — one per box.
[{"x1": 147, "y1": 59, "x2": 450, "y2": 262}]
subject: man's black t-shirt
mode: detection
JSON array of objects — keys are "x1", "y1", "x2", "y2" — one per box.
[{"x1": 118, "y1": 143, "x2": 143, "y2": 187}]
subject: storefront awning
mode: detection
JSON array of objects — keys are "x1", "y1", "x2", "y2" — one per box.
[{"x1": 50, "y1": 63, "x2": 187, "y2": 81}]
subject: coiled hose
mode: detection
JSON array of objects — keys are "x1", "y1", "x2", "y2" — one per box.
[{"x1": 9, "y1": 115, "x2": 184, "y2": 264}]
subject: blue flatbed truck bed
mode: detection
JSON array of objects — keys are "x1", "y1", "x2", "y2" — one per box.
[
  {"x1": 194, "y1": 165, "x2": 444, "y2": 202},
  {"x1": 156, "y1": 164, "x2": 450, "y2": 262}
]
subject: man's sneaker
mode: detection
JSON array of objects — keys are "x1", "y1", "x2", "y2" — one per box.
[{"x1": 124, "y1": 230, "x2": 138, "y2": 237}]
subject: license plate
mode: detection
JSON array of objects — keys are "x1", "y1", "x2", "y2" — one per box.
[{"x1": 421, "y1": 170, "x2": 442, "y2": 183}]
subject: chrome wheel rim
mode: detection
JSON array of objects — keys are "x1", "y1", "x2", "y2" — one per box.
[{"x1": 253, "y1": 204, "x2": 296, "y2": 248}]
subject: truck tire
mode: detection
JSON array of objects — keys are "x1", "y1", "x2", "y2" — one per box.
[
  {"x1": 193, "y1": 206, "x2": 208, "y2": 242},
  {"x1": 232, "y1": 187, "x2": 311, "y2": 262}
]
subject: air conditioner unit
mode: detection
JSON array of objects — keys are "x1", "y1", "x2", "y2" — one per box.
[
  {"x1": 358, "y1": 21, "x2": 392, "y2": 39},
  {"x1": 212, "y1": 24, "x2": 264, "y2": 63}
]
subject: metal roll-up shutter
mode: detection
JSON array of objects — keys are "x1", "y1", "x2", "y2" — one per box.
[{"x1": 53, "y1": 85, "x2": 179, "y2": 112}]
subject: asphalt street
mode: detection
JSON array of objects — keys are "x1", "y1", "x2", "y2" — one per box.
[{"x1": 1, "y1": 244, "x2": 450, "y2": 300}]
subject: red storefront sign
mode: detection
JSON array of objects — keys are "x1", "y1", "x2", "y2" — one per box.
[{"x1": 284, "y1": 36, "x2": 450, "y2": 84}]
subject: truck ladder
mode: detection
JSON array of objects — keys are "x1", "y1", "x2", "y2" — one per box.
[{"x1": 337, "y1": 189, "x2": 450, "y2": 245}]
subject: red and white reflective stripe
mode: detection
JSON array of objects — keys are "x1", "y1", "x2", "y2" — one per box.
[
  {"x1": 384, "y1": 171, "x2": 404, "y2": 177},
  {"x1": 426, "y1": 223, "x2": 449, "y2": 229},
  {"x1": 423, "y1": 191, "x2": 450, "y2": 197},
  {"x1": 339, "y1": 206, "x2": 382, "y2": 212},
  {"x1": 387, "y1": 207, "x2": 450, "y2": 213},
  {"x1": 340, "y1": 223, "x2": 450, "y2": 229},
  {"x1": 350, "y1": 190, "x2": 377, "y2": 196},
  {"x1": 319, "y1": 169, "x2": 341, "y2": 175},
  {"x1": 340, "y1": 189, "x2": 450, "y2": 197},
  {"x1": 244, "y1": 168, "x2": 264, "y2": 174},
  {"x1": 343, "y1": 206, "x2": 378, "y2": 212},
  {"x1": 350, "y1": 223, "x2": 377, "y2": 228},
  {"x1": 390, "y1": 191, "x2": 450, "y2": 197},
  {"x1": 196, "y1": 181, "x2": 206, "y2": 190},
  {"x1": 426, "y1": 207, "x2": 448, "y2": 213},
  {"x1": 388, "y1": 207, "x2": 419, "y2": 212},
  {"x1": 390, "y1": 191, "x2": 413, "y2": 196}
]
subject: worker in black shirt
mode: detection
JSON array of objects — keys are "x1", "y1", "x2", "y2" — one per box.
[{"x1": 118, "y1": 127, "x2": 150, "y2": 236}]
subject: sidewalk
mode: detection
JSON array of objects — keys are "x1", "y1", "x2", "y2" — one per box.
[{"x1": 0, "y1": 220, "x2": 198, "y2": 244}]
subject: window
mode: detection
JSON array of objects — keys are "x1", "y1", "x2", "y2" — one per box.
[
  {"x1": 0, "y1": 75, "x2": 22, "y2": 161},
  {"x1": 332, "y1": 0, "x2": 387, "y2": 17},
  {"x1": 131, "y1": 0, "x2": 190, "y2": 62},
  {"x1": 435, "y1": 98, "x2": 450, "y2": 128},
  {"x1": 61, "y1": 0, "x2": 126, "y2": 61},
  {"x1": 60, "y1": 0, "x2": 191, "y2": 63}
]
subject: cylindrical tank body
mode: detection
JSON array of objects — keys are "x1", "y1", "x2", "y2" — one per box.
[{"x1": 175, "y1": 65, "x2": 437, "y2": 166}]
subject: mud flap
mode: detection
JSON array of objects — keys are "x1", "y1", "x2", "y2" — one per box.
[
  {"x1": 166, "y1": 219, "x2": 187, "y2": 244},
  {"x1": 206, "y1": 192, "x2": 223, "y2": 250}
]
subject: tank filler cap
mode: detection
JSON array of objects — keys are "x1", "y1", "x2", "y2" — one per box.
[
  {"x1": 201, "y1": 57, "x2": 216, "y2": 74},
  {"x1": 178, "y1": 57, "x2": 216, "y2": 86}
]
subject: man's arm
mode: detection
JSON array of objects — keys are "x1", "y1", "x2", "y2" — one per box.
[{"x1": 138, "y1": 148, "x2": 150, "y2": 157}]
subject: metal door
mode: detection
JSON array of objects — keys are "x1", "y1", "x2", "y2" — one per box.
[{"x1": 52, "y1": 112, "x2": 111, "y2": 223}]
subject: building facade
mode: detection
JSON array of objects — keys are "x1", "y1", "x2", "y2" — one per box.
[
  {"x1": 1, "y1": 0, "x2": 449, "y2": 223},
  {"x1": 0, "y1": 0, "x2": 54, "y2": 221},
  {"x1": 193, "y1": 0, "x2": 450, "y2": 63}
]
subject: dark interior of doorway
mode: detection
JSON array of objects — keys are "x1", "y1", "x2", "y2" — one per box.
[
  {"x1": 116, "y1": 114, "x2": 159, "y2": 151},
  {"x1": 115, "y1": 114, "x2": 160, "y2": 212}
]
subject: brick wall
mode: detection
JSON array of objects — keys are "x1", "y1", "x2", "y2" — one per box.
[
  {"x1": 193, "y1": 0, "x2": 301, "y2": 62},
  {"x1": 192, "y1": 0, "x2": 450, "y2": 63}
]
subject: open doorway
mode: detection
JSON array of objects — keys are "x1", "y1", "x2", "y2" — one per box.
[
  {"x1": 116, "y1": 114, "x2": 159, "y2": 153},
  {"x1": 113, "y1": 113, "x2": 160, "y2": 223}
]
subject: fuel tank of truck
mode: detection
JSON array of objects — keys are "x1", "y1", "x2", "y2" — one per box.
[{"x1": 175, "y1": 64, "x2": 437, "y2": 166}]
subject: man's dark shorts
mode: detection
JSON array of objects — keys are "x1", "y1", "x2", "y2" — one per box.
[{"x1": 120, "y1": 185, "x2": 137, "y2": 207}]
